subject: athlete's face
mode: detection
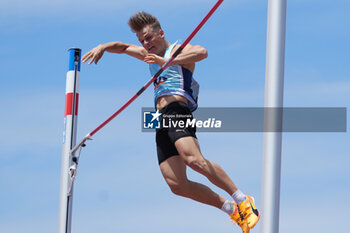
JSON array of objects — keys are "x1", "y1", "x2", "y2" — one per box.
[{"x1": 137, "y1": 25, "x2": 165, "y2": 55}]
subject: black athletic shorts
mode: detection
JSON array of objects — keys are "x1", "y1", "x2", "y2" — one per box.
[{"x1": 156, "y1": 101, "x2": 197, "y2": 165}]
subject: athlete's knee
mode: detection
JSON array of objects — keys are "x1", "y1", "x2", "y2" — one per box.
[
  {"x1": 185, "y1": 157, "x2": 209, "y2": 174},
  {"x1": 169, "y1": 183, "x2": 185, "y2": 196},
  {"x1": 166, "y1": 179, "x2": 189, "y2": 196}
]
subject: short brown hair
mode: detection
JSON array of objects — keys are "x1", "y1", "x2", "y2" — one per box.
[{"x1": 127, "y1": 11, "x2": 161, "y2": 33}]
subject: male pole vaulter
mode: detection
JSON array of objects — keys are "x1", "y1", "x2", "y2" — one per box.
[{"x1": 82, "y1": 12, "x2": 260, "y2": 232}]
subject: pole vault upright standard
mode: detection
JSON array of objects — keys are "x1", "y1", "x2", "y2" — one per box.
[
  {"x1": 261, "y1": 1, "x2": 286, "y2": 233},
  {"x1": 58, "y1": 48, "x2": 81, "y2": 233}
]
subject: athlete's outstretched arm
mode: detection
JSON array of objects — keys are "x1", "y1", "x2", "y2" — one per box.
[{"x1": 82, "y1": 42, "x2": 148, "y2": 65}]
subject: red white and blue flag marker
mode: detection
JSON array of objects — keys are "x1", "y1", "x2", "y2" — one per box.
[
  {"x1": 59, "y1": 48, "x2": 81, "y2": 233},
  {"x1": 59, "y1": 1, "x2": 224, "y2": 233}
]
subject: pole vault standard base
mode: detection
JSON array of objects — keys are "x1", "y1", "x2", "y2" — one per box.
[{"x1": 58, "y1": 48, "x2": 81, "y2": 233}]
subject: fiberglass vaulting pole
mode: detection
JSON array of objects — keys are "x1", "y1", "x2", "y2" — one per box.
[
  {"x1": 260, "y1": 0, "x2": 287, "y2": 233},
  {"x1": 58, "y1": 48, "x2": 81, "y2": 233},
  {"x1": 261, "y1": 1, "x2": 286, "y2": 233}
]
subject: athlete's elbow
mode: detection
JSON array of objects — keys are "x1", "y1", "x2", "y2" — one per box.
[{"x1": 199, "y1": 47, "x2": 208, "y2": 60}]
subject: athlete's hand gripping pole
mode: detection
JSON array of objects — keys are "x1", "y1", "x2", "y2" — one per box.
[{"x1": 70, "y1": 0, "x2": 224, "y2": 156}]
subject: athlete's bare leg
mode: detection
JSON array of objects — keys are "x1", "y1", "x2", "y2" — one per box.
[
  {"x1": 174, "y1": 136, "x2": 238, "y2": 196},
  {"x1": 160, "y1": 156, "x2": 226, "y2": 209}
]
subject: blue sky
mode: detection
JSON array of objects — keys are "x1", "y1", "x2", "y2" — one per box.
[{"x1": 0, "y1": 0, "x2": 349, "y2": 233}]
